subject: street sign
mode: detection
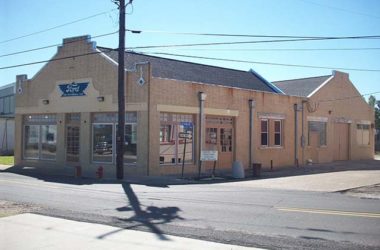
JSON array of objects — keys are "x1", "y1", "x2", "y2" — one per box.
[
  {"x1": 179, "y1": 132, "x2": 192, "y2": 139},
  {"x1": 201, "y1": 150, "x2": 218, "y2": 161}
]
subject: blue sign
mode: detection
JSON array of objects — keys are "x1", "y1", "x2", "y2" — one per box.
[
  {"x1": 180, "y1": 122, "x2": 193, "y2": 129},
  {"x1": 58, "y1": 82, "x2": 89, "y2": 97}
]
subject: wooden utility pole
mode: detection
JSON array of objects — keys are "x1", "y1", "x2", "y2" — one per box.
[{"x1": 115, "y1": 0, "x2": 126, "y2": 179}]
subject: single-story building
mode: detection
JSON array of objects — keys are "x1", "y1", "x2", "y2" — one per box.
[
  {"x1": 14, "y1": 35, "x2": 374, "y2": 178},
  {"x1": 0, "y1": 82, "x2": 15, "y2": 155}
]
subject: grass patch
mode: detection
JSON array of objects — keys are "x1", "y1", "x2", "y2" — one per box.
[{"x1": 0, "y1": 156, "x2": 14, "y2": 165}]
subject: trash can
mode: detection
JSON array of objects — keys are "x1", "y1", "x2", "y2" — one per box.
[{"x1": 252, "y1": 163, "x2": 261, "y2": 178}]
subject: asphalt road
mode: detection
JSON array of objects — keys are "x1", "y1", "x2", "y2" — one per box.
[{"x1": 1, "y1": 172, "x2": 379, "y2": 249}]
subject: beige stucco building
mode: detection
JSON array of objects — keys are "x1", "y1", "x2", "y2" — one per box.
[{"x1": 14, "y1": 35, "x2": 374, "y2": 178}]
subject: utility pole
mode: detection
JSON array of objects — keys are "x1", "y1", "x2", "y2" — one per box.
[{"x1": 113, "y1": 0, "x2": 128, "y2": 179}]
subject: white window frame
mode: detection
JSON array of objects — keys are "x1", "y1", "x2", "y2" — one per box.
[
  {"x1": 274, "y1": 120, "x2": 282, "y2": 147},
  {"x1": 260, "y1": 119, "x2": 269, "y2": 147}
]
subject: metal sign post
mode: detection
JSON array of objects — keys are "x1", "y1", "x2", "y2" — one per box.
[{"x1": 179, "y1": 132, "x2": 192, "y2": 178}]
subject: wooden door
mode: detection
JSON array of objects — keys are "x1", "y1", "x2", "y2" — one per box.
[
  {"x1": 219, "y1": 127, "x2": 233, "y2": 168},
  {"x1": 334, "y1": 123, "x2": 349, "y2": 161},
  {"x1": 309, "y1": 132, "x2": 319, "y2": 163},
  {"x1": 205, "y1": 116, "x2": 234, "y2": 170}
]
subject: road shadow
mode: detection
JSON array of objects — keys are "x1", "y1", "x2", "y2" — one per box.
[
  {"x1": 1, "y1": 165, "x2": 184, "y2": 240},
  {"x1": 97, "y1": 183, "x2": 183, "y2": 241}
]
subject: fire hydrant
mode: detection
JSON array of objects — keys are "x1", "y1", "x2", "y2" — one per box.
[
  {"x1": 75, "y1": 166, "x2": 81, "y2": 178},
  {"x1": 96, "y1": 166, "x2": 104, "y2": 179}
]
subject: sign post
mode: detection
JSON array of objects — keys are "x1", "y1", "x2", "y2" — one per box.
[{"x1": 179, "y1": 132, "x2": 192, "y2": 178}]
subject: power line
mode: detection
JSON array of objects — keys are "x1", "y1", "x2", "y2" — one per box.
[
  {"x1": 138, "y1": 51, "x2": 380, "y2": 72},
  {"x1": 298, "y1": 0, "x2": 380, "y2": 20},
  {"x1": 0, "y1": 31, "x2": 118, "y2": 58},
  {"x1": 162, "y1": 47, "x2": 380, "y2": 52},
  {"x1": 0, "y1": 8, "x2": 117, "y2": 44},
  {"x1": 4, "y1": 35, "x2": 380, "y2": 59},
  {"x1": 0, "y1": 50, "x2": 105, "y2": 70},
  {"x1": 1, "y1": 48, "x2": 379, "y2": 73},
  {"x1": 126, "y1": 29, "x2": 380, "y2": 39},
  {"x1": 129, "y1": 36, "x2": 380, "y2": 50}
]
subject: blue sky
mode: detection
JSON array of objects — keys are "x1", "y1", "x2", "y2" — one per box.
[{"x1": 1, "y1": 0, "x2": 380, "y2": 100}]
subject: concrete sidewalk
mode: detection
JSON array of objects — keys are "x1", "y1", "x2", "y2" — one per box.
[
  {"x1": 0, "y1": 213, "x2": 262, "y2": 250},
  {"x1": 219, "y1": 170, "x2": 380, "y2": 192}
]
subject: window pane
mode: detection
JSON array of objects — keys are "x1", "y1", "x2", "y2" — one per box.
[
  {"x1": 274, "y1": 133, "x2": 281, "y2": 146},
  {"x1": 93, "y1": 124, "x2": 113, "y2": 162},
  {"x1": 178, "y1": 123, "x2": 194, "y2": 162},
  {"x1": 261, "y1": 120, "x2": 268, "y2": 132},
  {"x1": 261, "y1": 133, "x2": 268, "y2": 146},
  {"x1": 124, "y1": 124, "x2": 137, "y2": 164},
  {"x1": 320, "y1": 123, "x2": 327, "y2": 146},
  {"x1": 41, "y1": 125, "x2": 57, "y2": 160},
  {"x1": 24, "y1": 125, "x2": 39, "y2": 159},
  {"x1": 159, "y1": 113, "x2": 195, "y2": 165},
  {"x1": 220, "y1": 128, "x2": 232, "y2": 152},
  {"x1": 160, "y1": 125, "x2": 176, "y2": 164},
  {"x1": 66, "y1": 126, "x2": 80, "y2": 162},
  {"x1": 274, "y1": 121, "x2": 281, "y2": 133}
]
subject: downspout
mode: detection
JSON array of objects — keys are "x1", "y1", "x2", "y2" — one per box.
[
  {"x1": 301, "y1": 100, "x2": 307, "y2": 165},
  {"x1": 294, "y1": 104, "x2": 298, "y2": 167},
  {"x1": 198, "y1": 92, "x2": 206, "y2": 178},
  {"x1": 248, "y1": 99, "x2": 255, "y2": 169}
]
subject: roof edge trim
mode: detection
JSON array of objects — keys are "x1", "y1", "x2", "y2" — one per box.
[
  {"x1": 249, "y1": 68, "x2": 284, "y2": 94},
  {"x1": 307, "y1": 75, "x2": 334, "y2": 98}
]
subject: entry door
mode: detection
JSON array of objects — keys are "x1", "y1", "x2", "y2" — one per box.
[
  {"x1": 333, "y1": 123, "x2": 349, "y2": 161},
  {"x1": 219, "y1": 128, "x2": 233, "y2": 168},
  {"x1": 205, "y1": 126, "x2": 233, "y2": 168},
  {"x1": 309, "y1": 131, "x2": 319, "y2": 163},
  {"x1": 66, "y1": 126, "x2": 80, "y2": 162}
]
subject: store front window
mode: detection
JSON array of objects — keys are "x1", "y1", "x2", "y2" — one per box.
[
  {"x1": 159, "y1": 113, "x2": 194, "y2": 165},
  {"x1": 23, "y1": 114, "x2": 57, "y2": 160},
  {"x1": 92, "y1": 112, "x2": 137, "y2": 164}
]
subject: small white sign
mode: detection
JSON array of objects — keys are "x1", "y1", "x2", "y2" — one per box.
[
  {"x1": 201, "y1": 150, "x2": 218, "y2": 161},
  {"x1": 179, "y1": 132, "x2": 192, "y2": 139}
]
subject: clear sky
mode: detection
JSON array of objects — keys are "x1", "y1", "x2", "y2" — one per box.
[{"x1": 1, "y1": 0, "x2": 380, "y2": 100}]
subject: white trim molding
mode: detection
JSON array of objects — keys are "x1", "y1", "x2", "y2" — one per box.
[
  {"x1": 258, "y1": 112, "x2": 285, "y2": 120},
  {"x1": 307, "y1": 116, "x2": 328, "y2": 122}
]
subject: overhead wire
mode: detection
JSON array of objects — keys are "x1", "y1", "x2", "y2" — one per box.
[
  {"x1": 0, "y1": 31, "x2": 118, "y2": 58},
  {"x1": 0, "y1": 8, "x2": 117, "y2": 44},
  {"x1": 128, "y1": 36, "x2": 380, "y2": 50},
  {"x1": 165, "y1": 47, "x2": 380, "y2": 52},
  {"x1": 298, "y1": 0, "x2": 380, "y2": 20},
  {"x1": 1, "y1": 48, "x2": 380, "y2": 72},
  {"x1": 126, "y1": 29, "x2": 380, "y2": 39},
  {"x1": 4, "y1": 34, "x2": 380, "y2": 58},
  {"x1": 138, "y1": 51, "x2": 380, "y2": 72}
]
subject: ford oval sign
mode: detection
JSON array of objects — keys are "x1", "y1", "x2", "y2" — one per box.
[{"x1": 58, "y1": 82, "x2": 89, "y2": 97}]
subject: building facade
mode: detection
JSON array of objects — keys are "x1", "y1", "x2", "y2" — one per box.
[
  {"x1": 0, "y1": 83, "x2": 15, "y2": 155},
  {"x1": 14, "y1": 36, "x2": 374, "y2": 178}
]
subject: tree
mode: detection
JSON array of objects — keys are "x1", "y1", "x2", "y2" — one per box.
[{"x1": 368, "y1": 95, "x2": 380, "y2": 130}]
